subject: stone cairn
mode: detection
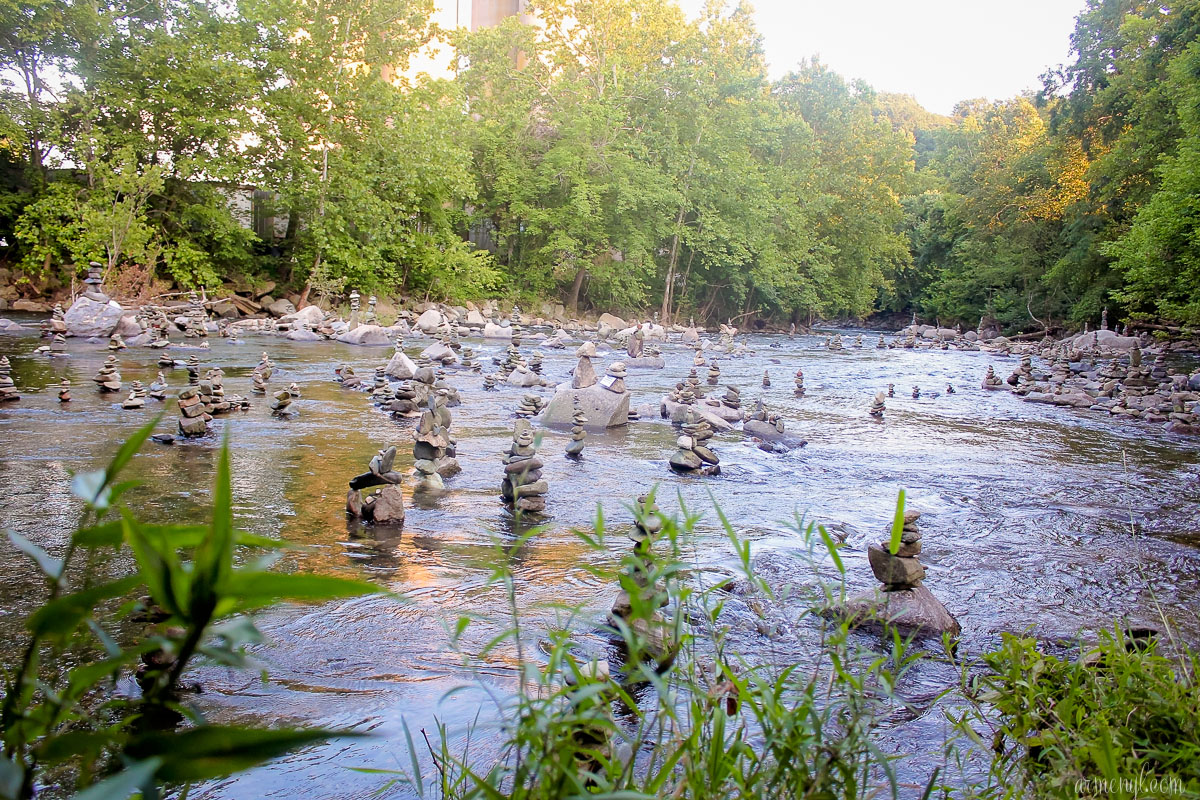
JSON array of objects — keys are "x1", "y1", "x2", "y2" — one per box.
[
  {"x1": 867, "y1": 511, "x2": 924, "y2": 589},
  {"x1": 346, "y1": 446, "x2": 406, "y2": 524},
  {"x1": 364, "y1": 295, "x2": 378, "y2": 325},
  {"x1": 946, "y1": 384, "x2": 956, "y2": 395},
  {"x1": 122, "y1": 381, "x2": 146, "y2": 409},
  {"x1": 693, "y1": 349, "x2": 705, "y2": 367},
  {"x1": 459, "y1": 346, "x2": 481, "y2": 372},
  {"x1": 604, "y1": 362, "x2": 628, "y2": 394},
  {"x1": 869, "y1": 391, "x2": 886, "y2": 419},
  {"x1": 158, "y1": 351, "x2": 176, "y2": 369},
  {"x1": 1007, "y1": 355, "x2": 1033, "y2": 387},
  {"x1": 721, "y1": 385, "x2": 742, "y2": 414},
  {"x1": 793, "y1": 369, "x2": 805, "y2": 397},
  {"x1": 982, "y1": 365, "x2": 1004, "y2": 389},
  {"x1": 501, "y1": 420, "x2": 548, "y2": 514},
  {"x1": 828, "y1": 333, "x2": 844, "y2": 351},
  {"x1": 573, "y1": 343, "x2": 598, "y2": 388},
  {"x1": 42, "y1": 303, "x2": 67, "y2": 337},
  {"x1": 251, "y1": 353, "x2": 272, "y2": 394},
  {"x1": 669, "y1": 408, "x2": 720, "y2": 475},
  {"x1": 912, "y1": 386, "x2": 920, "y2": 399},
  {"x1": 762, "y1": 370, "x2": 771, "y2": 388},
  {"x1": 93, "y1": 356, "x2": 122, "y2": 393},
  {"x1": 0, "y1": 357, "x2": 18, "y2": 403},
  {"x1": 337, "y1": 365, "x2": 363, "y2": 390},
  {"x1": 853, "y1": 335, "x2": 863, "y2": 349},
  {"x1": 57, "y1": 379, "x2": 71, "y2": 402},
  {"x1": 348, "y1": 290, "x2": 361, "y2": 328},
  {"x1": 877, "y1": 336, "x2": 887, "y2": 349},
  {"x1": 515, "y1": 393, "x2": 546, "y2": 418},
  {"x1": 685, "y1": 367, "x2": 703, "y2": 398},
  {"x1": 82, "y1": 262, "x2": 107, "y2": 301},
  {"x1": 706, "y1": 361, "x2": 721, "y2": 386},
  {"x1": 269, "y1": 389, "x2": 295, "y2": 418},
  {"x1": 566, "y1": 398, "x2": 587, "y2": 458},
  {"x1": 148, "y1": 372, "x2": 168, "y2": 401},
  {"x1": 413, "y1": 393, "x2": 459, "y2": 490},
  {"x1": 185, "y1": 355, "x2": 201, "y2": 386},
  {"x1": 184, "y1": 292, "x2": 208, "y2": 338},
  {"x1": 108, "y1": 334, "x2": 126, "y2": 350},
  {"x1": 387, "y1": 379, "x2": 420, "y2": 416},
  {"x1": 610, "y1": 494, "x2": 666, "y2": 624},
  {"x1": 888, "y1": 383, "x2": 895, "y2": 398},
  {"x1": 482, "y1": 373, "x2": 498, "y2": 391},
  {"x1": 50, "y1": 333, "x2": 67, "y2": 354},
  {"x1": 177, "y1": 386, "x2": 210, "y2": 437}
]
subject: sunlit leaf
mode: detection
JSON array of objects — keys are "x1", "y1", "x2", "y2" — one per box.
[
  {"x1": 7, "y1": 531, "x2": 64, "y2": 582},
  {"x1": 889, "y1": 488, "x2": 907, "y2": 555}
]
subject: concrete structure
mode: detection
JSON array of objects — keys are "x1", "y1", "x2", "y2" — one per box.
[{"x1": 471, "y1": 0, "x2": 526, "y2": 30}]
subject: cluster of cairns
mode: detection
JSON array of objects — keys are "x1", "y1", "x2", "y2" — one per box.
[
  {"x1": 843, "y1": 510, "x2": 959, "y2": 637},
  {"x1": 669, "y1": 408, "x2": 720, "y2": 475},
  {"x1": 346, "y1": 446, "x2": 406, "y2": 524},
  {"x1": 500, "y1": 420, "x2": 548, "y2": 514},
  {"x1": 413, "y1": 392, "x2": 459, "y2": 490},
  {"x1": 0, "y1": 357, "x2": 18, "y2": 403},
  {"x1": 93, "y1": 356, "x2": 122, "y2": 393}
]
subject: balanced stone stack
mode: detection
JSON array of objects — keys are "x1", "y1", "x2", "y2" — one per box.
[
  {"x1": 348, "y1": 290, "x2": 361, "y2": 328},
  {"x1": 565, "y1": 399, "x2": 587, "y2": 457},
  {"x1": 50, "y1": 333, "x2": 67, "y2": 354},
  {"x1": 93, "y1": 356, "x2": 122, "y2": 393},
  {"x1": 604, "y1": 362, "x2": 627, "y2": 394},
  {"x1": 386, "y1": 380, "x2": 420, "y2": 416},
  {"x1": 669, "y1": 408, "x2": 720, "y2": 475},
  {"x1": 868, "y1": 391, "x2": 886, "y2": 419},
  {"x1": 853, "y1": 335, "x2": 863, "y2": 349},
  {"x1": 184, "y1": 292, "x2": 208, "y2": 338},
  {"x1": 685, "y1": 368, "x2": 703, "y2": 398},
  {"x1": 793, "y1": 369, "x2": 805, "y2": 397},
  {"x1": 912, "y1": 386, "x2": 920, "y2": 399},
  {"x1": 888, "y1": 384, "x2": 895, "y2": 398},
  {"x1": 828, "y1": 334, "x2": 844, "y2": 351},
  {"x1": 720, "y1": 386, "x2": 741, "y2": 414},
  {"x1": 573, "y1": 343, "x2": 598, "y2": 388},
  {"x1": 459, "y1": 346, "x2": 481, "y2": 372},
  {"x1": 251, "y1": 353, "x2": 272, "y2": 394},
  {"x1": 186, "y1": 355, "x2": 201, "y2": 387},
  {"x1": 413, "y1": 394, "x2": 459, "y2": 489},
  {"x1": 843, "y1": 510, "x2": 959, "y2": 638},
  {"x1": 501, "y1": 420, "x2": 548, "y2": 514},
  {"x1": 1007, "y1": 355, "x2": 1033, "y2": 387},
  {"x1": 177, "y1": 386, "x2": 210, "y2": 436},
  {"x1": 982, "y1": 365, "x2": 1004, "y2": 389},
  {"x1": 610, "y1": 494, "x2": 666, "y2": 624},
  {"x1": 108, "y1": 334, "x2": 126, "y2": 350},
  {"x1": 269, "y1": 389, "x2": 295, "y2": 417},
  {"x1": 83, "y1": 262, "x2": 107, "y2": 301},
  {"x1": 57, "y1": 379, "x2": 71, "y2": 402},
  {"x1": 43, "y1": 303, "x2": 67, "y2": 336},
  {"x1": 483, "y1": 373, "x2": 498, "y2": 391},
  {"x1": 762, "y1": 370, "x2": 770, "y2": 388},
  {"x1": 158, "y1": 351, "x2": 175, "y2": 369},
  {"x1": 706, "y1": 362, "x2": 720, "y2": 386},
  {"x1": 364, "y1": 295, "x2": 378, "y2": 326},
  {"x1": 515, "y1": 393, "x2": 546, "y2": 418},
  {"x1": 744, "y1": 397, "x2": 806, "y2": 452},
  {"x1": 148, "y1": 372, "x2": 168, "y2": 401},
  {"x1": 528, "y1": 351, "x2": 543, "y2": 375},
  {"x1": 876, "y1": 336, "x2": 887, "y2": 349},
  {"x1": 346, "y1": 446, "x2": 405, "y2": 524},
  {"x1": 0, "y1": 357, "x2": 18, "y2": 403},
  {"x1": 122, "y1": 381, "x2": 147, "y2": 409}
]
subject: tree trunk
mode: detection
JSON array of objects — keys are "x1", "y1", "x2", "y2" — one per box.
[
  {"x1": 568, "y1": 264, "x2": 586, "y2": 312},
  {"x1": 660, "y1": 205, "x2": 686, "y2": 324}
]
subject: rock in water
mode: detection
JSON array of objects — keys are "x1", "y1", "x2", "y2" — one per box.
[
  {"x1": 501, "y1": 420, "x2": 548, "y2": 514},
  {"x1": 841, "y1": 510, "x2": 959, "y2": 638},
  {"x1": 669, "y1": 408, "x2": 720, "y2": 475},
  {"x1": 64, "y1": 296, "x2": 124, "y2": 338},
  {"x1": 542, "y1": 383, "x2": 630, "y2": 429},
  {"x1": 565, "y1": 398, "x2": 587, "y2": 457},
  {"x1": 0, "y1": 357, "x2": 19, "y2": 403},
  {"x1": 347, "y1": 446, "x2": 406, "y2": 524},
  {"x1": 868, "y1": 391, "x2": 885, "y2": 419}
]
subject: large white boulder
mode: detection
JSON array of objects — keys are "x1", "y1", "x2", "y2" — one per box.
[
  {"x1": 483, "y1": 322, "x2": 512, "y2": 340},
  {"x1": 542, "y1": 384, "x2": 629, "y2": 428},
  {"x1": 64, "y1": 297, "x2": 123, "y2": 338},
  {"x1": 416, "y1": 308, "x2": 443, "y2": 333},
  {"x1": 282, "y1": 305, "x2": 325, "y2": 327},
  {"x1": 597, "y1": 313, "x2": 627, "y2": 330},
  {"x1": 384, "y1": 349, "x2": 418, "y2": 379},
  {"x1": 465, "y1": 309, "x2": 486, "y2": 327},
  {"x1": 336, "y1": 324, "x2": 392, "y2": 346}
]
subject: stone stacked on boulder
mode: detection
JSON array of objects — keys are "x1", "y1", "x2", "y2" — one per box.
[
  {"x1": 828, "y1": 333, "x2": 844, "y2": 351},
  {"x1": 685, "y1": 367, "x2": 703, "y2": 398},
  {"x1": 565, "y1": 398, "x2": 587, "y2": 457},
  {"x1": 0, "y1": 357, "x2": 18, "y2": 402},
  {"x1": 364, "y1": 295, "x2": 378, "y2": 325},
  {"x1": 185, "y1": 355, "x2": 201, "y2": 386},
  {"x1": 721, "y1": 385, "x2": 741, "y2": 413},
  {"x1": 269, "y1": 389, "x2": 295, "y2": 417},
  {"x1": 572, "y1": 342, "x2": 598, "y2": 388},
  {"x1": 868, "y1": 512, "x2": 924, "y2": 588},
  {"x1": 793, "y1": 369, "x2": 805, "y2": 397},
  {"x1": 670, "y1": 408, "x2": 720, "y2": 475},
  {"x1": 148, "y1": 372, "x2": 167, "y2": 401},
  {"x1": 121, "y1": 381, "x2": 147, "y2": 409},
  {"x1": 529, "y1": 351, "x2": 543, "y2": 375},
  {"x1": 57, "y1": 379, "x2": 71, "y2": 402},
  {"x1": 515, "y1": 393, "x2": 546, "y2": 418},
  {"x1": 501, "y1": 420, "x2": 547, "y2": 514},
  {"x1": 337, "y1": 365, "x2": 363, "y2": 389},
  {"x1": 459, "y1": 346, "x2": 481, "y2": 372},
  {"x1": 603, "y1": 362, "x2": 628, "y2": 394},
  {"x1": 346, "y1": 446, "x2": 406, "y2": 524},
  {"x1": 868, "y1": 391, "x2": 886, "y2": 419},
  {"x1": 982, "y1": 365, "x2": 1003, "y2": 389},
  {"x1": 177, "y1": 386, "x2": 210, "y2": 436},
  {"x1": 744, "y1": 398, "x2": 806, "y2": 452},
  {"x1": 348, "y1": 290, "x2": 361, "y2": 328},
  {"x1": 83, "y1": 262, "x2": 108, "y2": 302},
  {"x1": 413, "y1": 393, "x2": 459, "y2": 489},
  {"x1": 42, "y1": 303, "x2": 67, "y2": 336},
  {"x1": 1007, "y1": 355, "x2": 1033, "y2": 386},
  {"x1": 93, "y1": 356, "x2": 122, "y2": 392}
]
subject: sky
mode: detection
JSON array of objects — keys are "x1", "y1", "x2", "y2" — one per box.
[{"x1": 675, "y1": 0, "x2": 1086, "y2": 115}]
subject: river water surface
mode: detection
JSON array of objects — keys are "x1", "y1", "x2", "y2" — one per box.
[{"x1": 1, "y1": 320, "x2": 1198, "y2": 797}]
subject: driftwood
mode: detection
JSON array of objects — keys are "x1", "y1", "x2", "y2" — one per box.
[
  {"x1": 1006, "y1": 327, "x2": 1061, "y2": 341},
  {"x1": 1126, "y1": 320, "x2": 1188, "y2": 334}
]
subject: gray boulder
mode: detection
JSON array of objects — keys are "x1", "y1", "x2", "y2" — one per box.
[
  {"x1": 114, "y1": 314, "x2": 143, "y2": 338},
  {"x1": 336, "y1": 324, "x2": 392, "y2": 346},
  {"x1": 465, "y1": 309, "x2": 486, "y2": 327},
  {"x1": 542, "y1": 384, "x2": 629, "y2": 428},
  {"x1": 416, "y1": 308, "x2": 443, "y2": 332},
  {"x1": 287, "y1": 328, "x2": 323, "y2": 342},
  {"x1": 385, "y1": 349, "x2": 418, "y2": 379},
  {"x1": 626, "y1": 356, "x2": 665, "y2": 369},
  {"x1": 840, "y1": 585, "x2": 960, "y2": 639},
  {"x1": 64, "y1": 297, "x2": 123, "y2": 338},
  {"x1": 268, "y1": 298, "x2": 297, "y2": 317},
  {"x1": 483, "y1": 321, "x2": 512, "y2": 339}
]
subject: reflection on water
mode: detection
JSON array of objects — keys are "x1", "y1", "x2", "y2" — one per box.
[{"x1": 2, "y1": 321, "x2": 1199, "y2": 798}]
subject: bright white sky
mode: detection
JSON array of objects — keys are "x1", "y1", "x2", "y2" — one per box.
[{"x1": 675, "y1": 0, "x2": 1086, "y2": 114}]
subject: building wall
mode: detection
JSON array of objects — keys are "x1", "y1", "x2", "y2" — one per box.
[{"x1": 470, "y1": 0, "x2": 525, "y2": 31}]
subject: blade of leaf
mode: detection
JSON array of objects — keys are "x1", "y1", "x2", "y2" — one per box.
[
  {"x1": 7, "y1": 531, "x2": 64, "y2": 582},
  {"x1": 71, "y1": 757, "x2": 162, "y2": 800},
  {"x1": 889, "y1": 488, "x2": 907, "y2": 555}
]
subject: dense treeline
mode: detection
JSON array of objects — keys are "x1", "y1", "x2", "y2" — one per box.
[{"x1": 1, "y1": 0, "x2": 1199, "y2": 328}]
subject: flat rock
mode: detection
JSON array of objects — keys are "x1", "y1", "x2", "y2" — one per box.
[
  {"x1": 64, "y1": 297, "x2": 124, "y2": 338},
  {"x1": 336, "y1": 324, "x2": 392, "y2": 346},
  {"x1": 743, "y1": 419, "x2": 806, "y2": 450},
  {"x1": 840, "y1": 585, "x2": 960, "y2": 638},
  {"x1": 626, "y1": 356, "x2": 665, "y2": 369},
  {"x1": 542, "y1": 384, "x2": 629, "y2": 429},
  {"x1": 287, "y1": 328, "x2": 324, "y2": 342},
  {"x1": 597, "y1": 313, "x2": 627, "y2": 330},
  {"x1": 660, "y1": 397, "x2": 734, "y2": 431}
]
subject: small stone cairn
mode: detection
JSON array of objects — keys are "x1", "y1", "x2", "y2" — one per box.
[
  {"x1": 869, "y1": 391, "x2": 886, "y2": 419},
  {"x1": 269, "y1": 389, "x2": 295, "y2": 417},
  {"x1": 982, "y1": 365, "x2": 1004, "y2": 390},
  {"x1": 912, "y1": 386, "x2": 920, "y2": 399},
  {"x1": 413, "y1": 393, "x2": 459, "y2": 489},
  {"x1": 853, "y1": 335, "x2": 863, "y2": 349},
  {"x1": 515, "y1": 393, "x2": 546, "y2": 418},
  {"x1": 721, "y1": 385, "x2": 741, "y2": 413},
  {"x1": 108, "y1": 334, "x2": 126, "y2": 351},
  {"x1": 762, "y1": 370, "x2": 770, "y2": 388},
  {"x1": 148, "y1": 372, "x2": 168, "y2": 401},
  {"x1": 93, "y1": 356, "x2": 122, "y2": 393},
  {"x1": 706, "y1": 361, "x2": 720, "y2": 386},
  {"x1": 669, "y1": 408, "x2": 720, "y2": 475},
  {"x1": 793, "y1": 369, "x2": 805, "y2": 397},
  {"x1": 122, "y1": 381, "x2": 146, "y2": 409},
  {"x1": 828, "y1": 334, "x2": 844, "y2": 352},
  {"x1": 184, "y1": 292, "x2": 208, "y2": 338},
  {"x1": 177, "y1": 386, "x2": 210, "y2": 437},
  {"x1": 501, "y1": 420, "x2": 548, "y2": 514},
  {"x1": 604, "y1": 362, "x2": 628, "y2": 394},
  {"x1": 876, "y1": 336, "x2": 887, "y2": 349},
  {"x1": 566, "y1": 398, "x2": 587, "y2": 458},
  {"x1": 483, "y1": 373, "x2": 498, "y2": 391},
  {"x1": 57, "y1": 379, "x2": 71, "y2": 402},
  {"x1": 346, "y1": 446, "x2": 406, "y2": 524},
  {"x1": 0, "y1": 357, "x2": 19, "y2": 403}
]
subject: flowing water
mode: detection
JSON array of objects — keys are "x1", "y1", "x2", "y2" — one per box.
[{"x1": 2, "y1": 319, "x2": 1199, "y2": 798}]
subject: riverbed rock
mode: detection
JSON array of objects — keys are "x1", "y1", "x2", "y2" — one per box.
[
  {"x1": 385, "y1": 347, "x2": 418, "y2": 380},
  {"x1": 483, "y1": 321, "x2": 512, "y2": 340},
  {"x1": 336, "y1": 324, "x2": 392, "y2": 346},
  {"x1": 542, "y1": 383, "x2": 629, "y2": 428},
  {"x1": 416, "y1": 308, "x2": 443, "y2": 332},
  {"x1": 743, "y1": 419, "x2": 806, "y2": 450},
  {"x1": 597, "y1": 313, "x2": 626, "y2": 330},
  {"x1": 840, "y1": 585, "x2": 961, "y2": 638},
  {"x1": 268, "y1": 298, "x2": 297, "y2": 318},
  {"x1": 64, "y1": 297, "x2": 123, "y2": 338}
]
